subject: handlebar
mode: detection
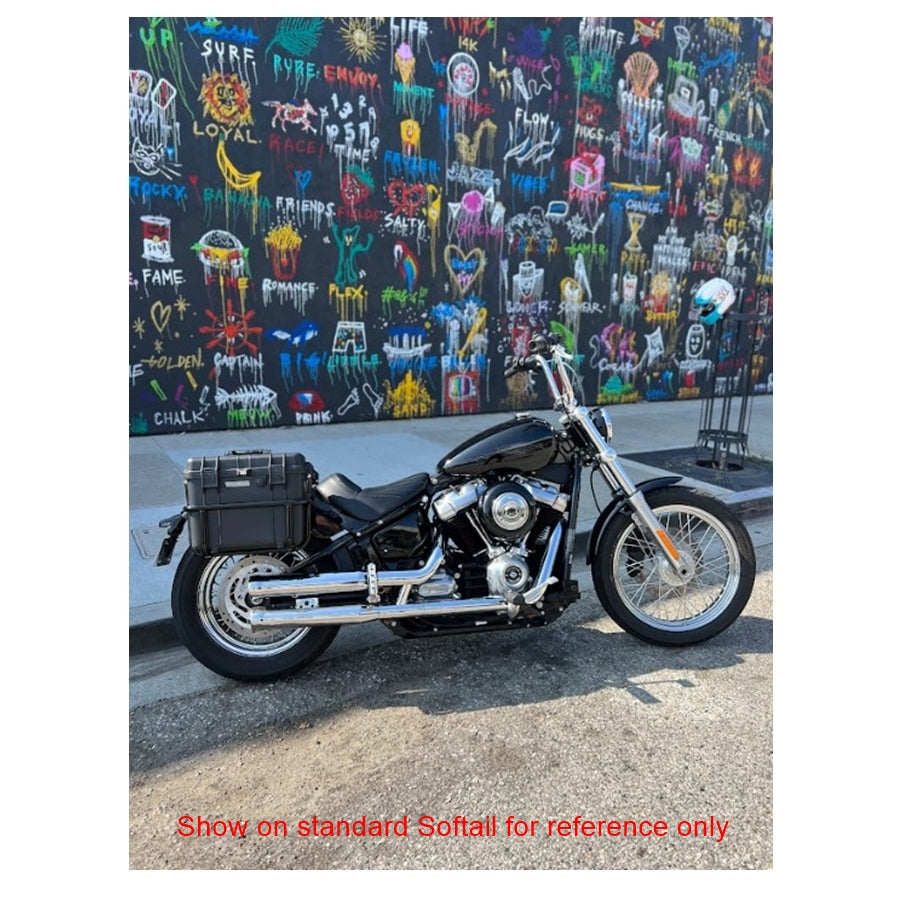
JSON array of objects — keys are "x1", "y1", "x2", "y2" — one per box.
[
  {"x1": 503, "y1": 333, "x2": 563, "y2": 377},
  {"x1": 503, "y1": 333, "x2": 576, "y2": 411},
  {"x1": 503, "y1": 356, "x2": 532, "y2": 378},
  {"x1": 528, "y1": 332, "x2": 561, "y2": 355}
]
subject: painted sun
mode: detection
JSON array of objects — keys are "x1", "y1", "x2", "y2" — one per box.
[{"x1": 338, "y1": 18, "x2": 385, "y2": 63}]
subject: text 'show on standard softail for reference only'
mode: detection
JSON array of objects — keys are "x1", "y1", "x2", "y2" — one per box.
[{"x1": 156, "y1": 280, "x2": 755, "y2": 682}]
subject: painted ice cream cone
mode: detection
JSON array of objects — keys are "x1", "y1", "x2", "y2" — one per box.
[{"x1": 395, "y1": 42, "x2": 415, "y2": 85}]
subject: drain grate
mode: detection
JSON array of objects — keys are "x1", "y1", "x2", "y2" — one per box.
[
  {"x1": 131, "y1": 526, "x2": 162, "y2": 560},
  {"x1": 623, "y1": 446, "x2": 773, "y2": 492}
]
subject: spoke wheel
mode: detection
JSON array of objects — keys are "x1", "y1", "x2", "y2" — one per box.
[
  {"x1": 172, "y1": 549, "x2": 339, "y2": 681},
  {"x1": 196, "y1": 553, "x2": 310, "y2": 656},
  {"x1": 592, "y1": 487, "x2": 755, "y2": 646}
]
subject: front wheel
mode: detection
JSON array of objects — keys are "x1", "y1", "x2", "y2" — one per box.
[
  {"x1": 171, "y1": 549, "x2": 340, "y2": 681},
  {"x1": 592, "y1": 487, "x2": 756, "y2": 646}
]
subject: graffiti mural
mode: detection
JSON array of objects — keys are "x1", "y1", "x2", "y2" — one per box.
[{"x1": 129, "y1": 17, "x2": 774, "y2": 435}]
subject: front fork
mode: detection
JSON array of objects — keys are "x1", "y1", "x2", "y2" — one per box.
[{"x1": 566, "y1": 406, "x2": 692, "y2": 580}]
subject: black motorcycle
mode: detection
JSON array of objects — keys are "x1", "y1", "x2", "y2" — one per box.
[{"x1": 157, "y1": 333, "x2": 756, "y2": 682}]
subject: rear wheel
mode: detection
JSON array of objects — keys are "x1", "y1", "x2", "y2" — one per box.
[
  {"x1": 592, "y1": 488, "x2": 756, "y2": 646},
  {"x1": 171, "y1": 549, "x2": 339, "y2": 681}
]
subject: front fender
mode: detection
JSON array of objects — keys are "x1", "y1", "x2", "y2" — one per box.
[{"x1": 584, "y1": 476, "x2": 682, "y2": 565}]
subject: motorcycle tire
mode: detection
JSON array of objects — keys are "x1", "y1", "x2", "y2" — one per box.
[
  {"x1": 592, "y1": 487, "x2": 756, "y2": 646},
  {"x1": 171, "y1": 548, "x2": 340, "y2": 682}
]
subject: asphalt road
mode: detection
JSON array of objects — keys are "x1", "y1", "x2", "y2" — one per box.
[{"x1": 129, "y1": 514, "x2": 773, "y2": 870}]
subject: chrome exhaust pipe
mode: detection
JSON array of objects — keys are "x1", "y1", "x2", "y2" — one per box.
[
  {"x1": 246, "y1": 545, "x2": 444, "y2": 600},
  {"x1": 249, "y1": 595, "x2": 511, "y2": 628},
  {"x1": 248, "y1": 522, "x2": 563, "y2": 630}
]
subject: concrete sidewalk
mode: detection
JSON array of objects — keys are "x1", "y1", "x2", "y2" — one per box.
[{"x1": 129, "y1": 394, "x2": 773, "y2": 651}]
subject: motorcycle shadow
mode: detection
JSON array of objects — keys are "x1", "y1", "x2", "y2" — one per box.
[
  {"x1": 329, "y1": 610, "x2": 773, "y2": 716},
  {"x1": 130, "y1": 611, "x2": 771, "y2": 774}
]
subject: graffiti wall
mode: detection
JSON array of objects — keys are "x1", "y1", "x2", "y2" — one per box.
[{"x1": 129, "y1": 17, "x2": 773, "y2": 436}]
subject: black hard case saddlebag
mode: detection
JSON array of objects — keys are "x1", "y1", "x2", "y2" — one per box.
[{"x1": 183, "y1": 451, "x2": 315, "y2": 555}]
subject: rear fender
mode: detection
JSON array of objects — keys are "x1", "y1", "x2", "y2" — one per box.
[{"x1": 585, "y1": 476, "x2": 682, "y2": 565}]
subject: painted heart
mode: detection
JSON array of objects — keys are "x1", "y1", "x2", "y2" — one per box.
[
  {"x1": 294, "y1": 168, "x2": 312, "y2": 191},
  {"x1": 387, "y1": 181, "x2": 427, "y2": 218},
  {"x1": 443, "y1": 245, "x2": 485, "y2": 297},
  {"x1": 150, "y1": 300, "x2": 172, "y2": 333},
  {"x1": 634, "y1": 17, "x2": 661, "y2": 47}
]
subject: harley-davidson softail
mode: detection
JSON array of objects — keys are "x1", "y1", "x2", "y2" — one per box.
[{"x1": 157, "y1": 331, "x2": 756, "y2": 682}]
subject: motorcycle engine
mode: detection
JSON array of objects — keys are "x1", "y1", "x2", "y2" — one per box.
[
  {"x1": 431, "y1": 477, "x2": 568, "y2": 598},
  {"x1": 478, "y1": 483, "x2": 535, "y2": 540}
]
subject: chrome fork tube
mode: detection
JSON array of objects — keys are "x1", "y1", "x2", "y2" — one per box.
[
  {"x1": 533, "y1": 345, "x2": 686, "y2": 576},
  {"x1": 568, "y1": 404, "x2": 688, "y2": 576}
]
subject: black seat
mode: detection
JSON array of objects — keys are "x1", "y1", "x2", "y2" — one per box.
[{"x1": 316, "y1": 472, "x2": 431, "y2": 522}]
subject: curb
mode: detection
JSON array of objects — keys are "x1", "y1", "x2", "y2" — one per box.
[
  {"x1": 726, "y1": 487, "x2": 774, "y2": 520},
  {"x1": 130, "y1": 618, "x2": 185, "y2": 656},
  {"x1": 129, "y1": 489, "x2": 772, "y2": 658}
]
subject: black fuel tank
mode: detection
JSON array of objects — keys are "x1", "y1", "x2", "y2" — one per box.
[{"x1": 438, "y1": 416, "x2": 559, "y2": 477}]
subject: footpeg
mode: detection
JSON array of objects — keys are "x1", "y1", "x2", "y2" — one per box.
[{"x1": 505, "y1": 591, "x2": 543, "y2": 619}]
